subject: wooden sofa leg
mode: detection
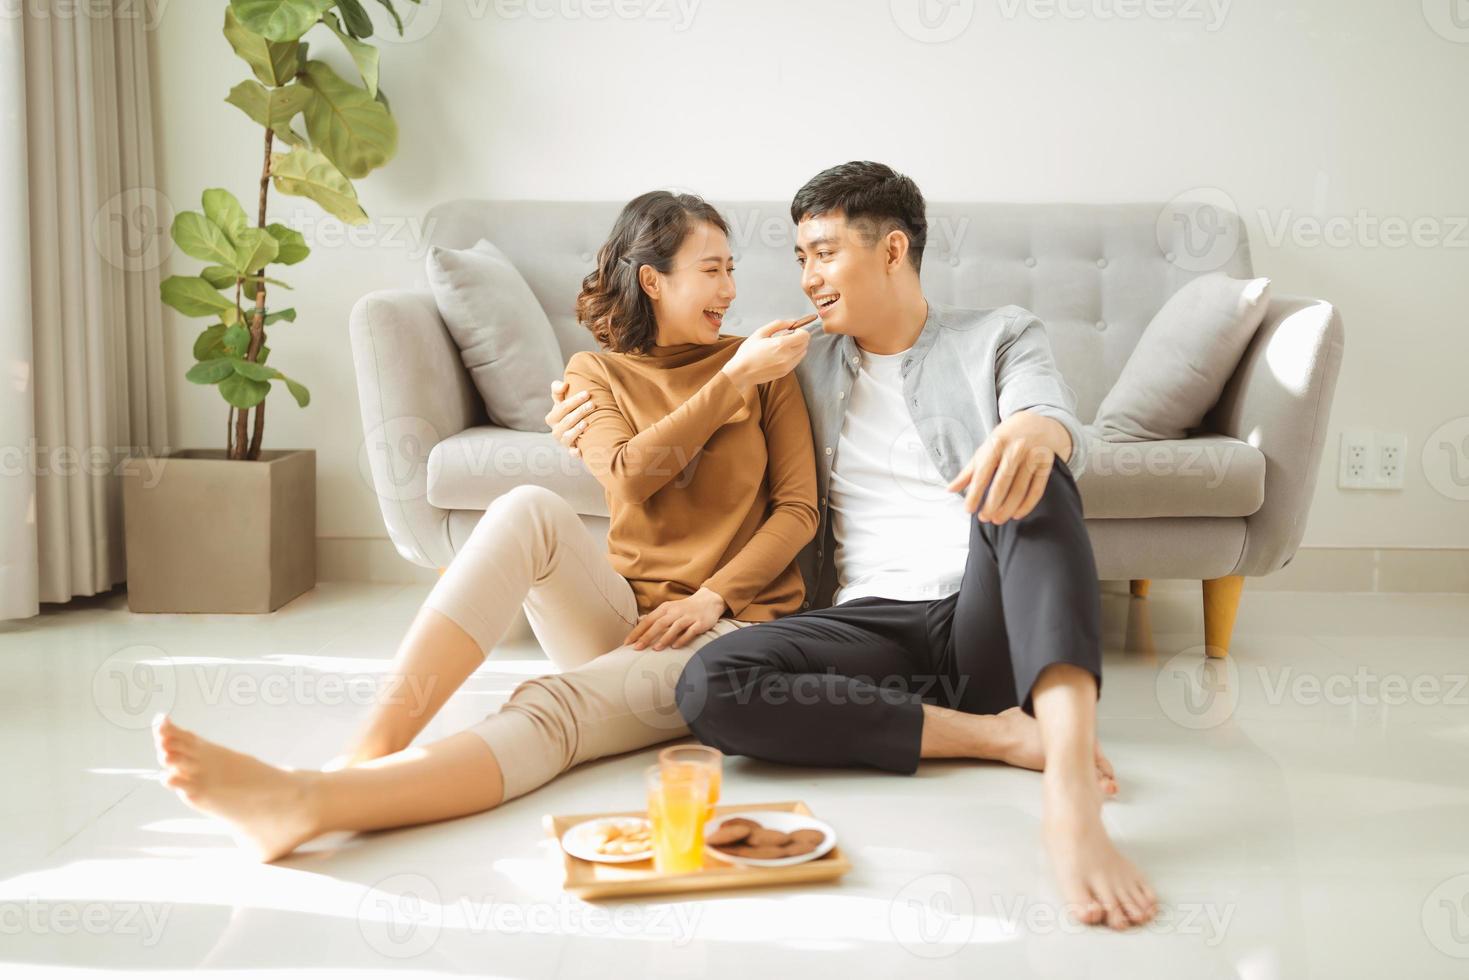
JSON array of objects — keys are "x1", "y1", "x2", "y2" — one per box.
[
  {"x1": 1129, "y1": 579, "x2": 1150, "y2": 598},
  {"x1": 1202, "y1": 575, "x2": 1245, "y2": 658}
]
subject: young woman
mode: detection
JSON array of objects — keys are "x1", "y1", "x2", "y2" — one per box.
[{"x1": 151, "y1": 191, "x2": 819, "y2": 861}]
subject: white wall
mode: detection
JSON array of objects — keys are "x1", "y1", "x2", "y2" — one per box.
[{"x1": 151, "y1": 0, "x2": 1469, "y2": 553}]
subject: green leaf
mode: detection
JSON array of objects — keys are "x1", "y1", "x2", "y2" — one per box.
[
  {"x1": 224, "y1": 323, "x2": 252, "y2": 355},
  {"x1": 186, "y1": 358, "x2": 236, "y2": 385},
  {"x1": 229, "y1": 0, "x2": 334, "y2": 42},
  {"x1": 374, "y1": 84, "x2": 390, "y2": 113},
  {"x1": 283, "y1": 376, "x2": 311, "y2": 407},
  {"x1": 193, "y1": 323, "x2": 229, "y2": 360},
  {"x1": 298, "y1": 60, "x2": 397, "y2": 179},
  {"x1": 226, "y1": 79, "x2": 314, "y2": 134},
  {"x1": 233, "y1": 226, "x2": 281, "y2": 274},
  {"x1": 223, "y1": 6, "x2": 300, "y2": 86},
  {"x1": 171, "y1": 212, "x2": 238, "y2": 267},
  {"x1": 241, "y1": 307, "x2": 297, "y2": 326},
  {"x1": 266, "y1": 222, "x2": 310, "y2": 264},
  {"x1": 370, "y1": 0, "x2": 403, "y2": 35},
  {"x1": 335, "y1": 0, "x2": 374, "y2": 38},
  {"x1": 321, "y1": 10, "x2": 379, "y2": 95},
  {"x1": 227, "y1": 272, "x2": 294, "y2": 290},
  {"x1": 270, "y1": 146, "x2": 368, "y2": 224},
  {"x1": 162, "y1": 276, "x2": 235, "y2": 317},
  {"x1": 219, "y1": 373, "x2": 271, "y2": 408},
  {"x1": 201, "y1": 265, "x2": 239, "y2": 289},
  {"x1": 257, "y1": 344, "x2": 271, "y2": 364},
  {"x1": 202, "y1": 189, "x2": 250, "y2": 243},
  {"x1": 230, "y1": 357, "x2": 274, "y2": 382}
]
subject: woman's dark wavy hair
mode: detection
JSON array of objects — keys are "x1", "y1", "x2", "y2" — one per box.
[{"x1": 576, "y1": 191, "x2": 729, "y2": 354}]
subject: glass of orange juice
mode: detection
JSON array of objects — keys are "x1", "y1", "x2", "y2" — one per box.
[
  {"x1": 644, "y1": 761, "x2": 709, "y2": 874},
  {"x1": 658, "y1": 745, "x2": 722, "y2": 820}
]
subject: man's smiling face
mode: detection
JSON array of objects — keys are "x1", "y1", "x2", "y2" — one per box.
[{"x1": 794, "y1": 210, "x2": 897, "y2": 340}]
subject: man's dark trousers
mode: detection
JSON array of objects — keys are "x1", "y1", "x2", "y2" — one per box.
[{"x1": 674, "y1": 459, "x2": 1103, "y2": 775}]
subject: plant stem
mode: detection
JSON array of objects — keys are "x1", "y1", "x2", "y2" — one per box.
[{"x1": 240, "y1": 127, "x2": 275, "y2": 460}]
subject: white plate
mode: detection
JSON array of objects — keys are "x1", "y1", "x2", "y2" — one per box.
[
  {"x1": 560, "y1": 816, "x2": 654, "y2": 864},
  {"x1": 703, "y1": 810, "x2": 838, "y2": 868}
]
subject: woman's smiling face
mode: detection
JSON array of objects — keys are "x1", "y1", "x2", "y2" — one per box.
[{"x1": 645, "y1": 221, "x2": 737, "y2": 347}]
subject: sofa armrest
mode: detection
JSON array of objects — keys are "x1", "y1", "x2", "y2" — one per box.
[
  {"x1": 349, "y1": 288, "x2": 487, "y2": 569},
  {"x1": 1204, "y1": 294, "x2": 1345, "y2": 577}
]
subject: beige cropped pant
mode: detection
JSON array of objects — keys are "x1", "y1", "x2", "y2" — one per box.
[{"x1": 423, "y1": 484, "x2": 749, "y2": 802}]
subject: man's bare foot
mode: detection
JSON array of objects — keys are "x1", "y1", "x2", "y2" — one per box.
[
  {"x1": 152, "y1": 715, "x2": 321, "y2": 862},
  {"x1": 1042, "y1": 755, "x2": 1157, "y2": 930},
  {"x1": 995, "y1": 706, "x2": 1118, "y2": 797}
]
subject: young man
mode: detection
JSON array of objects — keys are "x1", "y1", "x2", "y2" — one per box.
[{"x1": 547, "y1": 162, "x2": 1156, "y2": 930}]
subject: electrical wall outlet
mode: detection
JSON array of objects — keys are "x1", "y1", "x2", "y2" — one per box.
[
  {"x1": 1377, "y1": 433, "x2": 1406, "y2": 488},
  {"x1": 1338, "y1": 430, "x2": 1407, "y2": 490},
  {"x1": 1339, "y1": 429, "x2": 1372, "y2": 488}
]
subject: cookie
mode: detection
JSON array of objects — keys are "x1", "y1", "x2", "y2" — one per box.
[
  {"x1": 721, "y1": 817, "x2": 762, "y2": 832},
  {"x1": 746, "y1": 828, "x2": 793, "y2": 848},
  {"x1": 706, "y1": 822, "x2": 753, "y2": 847},
  {"x1": 780, "y1": 838, "x2": 821, "y2": 857},
  {"x1": 726, "y1": 844, "x2": 787, "y2": 860},
  {"x1": 787, "y1": 829, "x2": 825, "y2": 848}
]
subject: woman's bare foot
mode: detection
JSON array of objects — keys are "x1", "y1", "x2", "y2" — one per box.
[
  {"x1": 995, "y1": 706, "x2": 1118, "y2": 797},
  {"x1": 1041, "y1": 754, "x2": 1157, "y2": 930},
  {"x1": 152, "y1": 715, "x2": 321, "y2": 862}
]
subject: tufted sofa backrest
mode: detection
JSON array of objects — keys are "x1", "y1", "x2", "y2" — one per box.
[{"x1": 421, "y1": 199, "x2": 1254, "y2": 424}]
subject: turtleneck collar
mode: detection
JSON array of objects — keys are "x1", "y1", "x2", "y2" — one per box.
[{"x1": 631, "y1": 334, "x2": 739, "y2": 366}]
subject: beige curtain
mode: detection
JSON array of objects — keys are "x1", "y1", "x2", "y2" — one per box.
[{"x1": 1, "y1": 4, "x2": 169, "y2": 622}]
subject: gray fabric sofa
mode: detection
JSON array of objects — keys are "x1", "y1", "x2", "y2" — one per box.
[{"x1": 350, "y1": 200, "x2": 1344, "y2": 657}]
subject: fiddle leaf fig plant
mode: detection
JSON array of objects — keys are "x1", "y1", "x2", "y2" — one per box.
[{"x1": 161, "y1": 0, "x2": 414, "y2": 459}]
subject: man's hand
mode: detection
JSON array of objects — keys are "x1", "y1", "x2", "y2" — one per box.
[
  {"x1": 625, "y1": 587, "x2": 726, "y2": 651},
  {"x1": 946, "y1": 411, "x2": 1071, "y2": 524},
  {"x1": 545, "y1": 380, "x2": 590, "y2": 457}
]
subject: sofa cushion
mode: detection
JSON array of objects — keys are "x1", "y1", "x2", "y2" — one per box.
[
  {"x1": 425, "y1": 239, "x2": 562, "y2": 432},
  {"x1": 428, "y1": 426, "x2": 1263, "y2": 523},
  {"x1": 1076, "y1": 430, "x2": 1265, "y2": 518},
  {"x1": 427, "y1": 425, "x2": 610, "y2": 518},
  {"x1": 1091, "y1": 273, "x2": 1271, "y2": 442}
]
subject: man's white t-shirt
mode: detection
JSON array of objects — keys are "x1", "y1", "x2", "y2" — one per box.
[{"x1": 828, "y1": 346, "x2": 973, "y2": 605}]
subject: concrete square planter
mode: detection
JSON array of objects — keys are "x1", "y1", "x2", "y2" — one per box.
[{"x1": 121, "y1": 449, "x2": 316, "y2": 613}]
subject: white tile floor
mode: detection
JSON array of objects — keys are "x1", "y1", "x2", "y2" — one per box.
[{"x1": 2, "y1": 582, "x2": 1468, "y2": 978}]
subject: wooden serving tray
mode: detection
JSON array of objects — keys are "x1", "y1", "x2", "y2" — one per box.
[{"x1": 544, "y1": 799, "x2": 851, "y2": 900}]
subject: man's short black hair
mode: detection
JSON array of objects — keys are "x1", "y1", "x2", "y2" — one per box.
[{"x1": 790, "y1": 161, "x2": 928, "y2": 272}]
